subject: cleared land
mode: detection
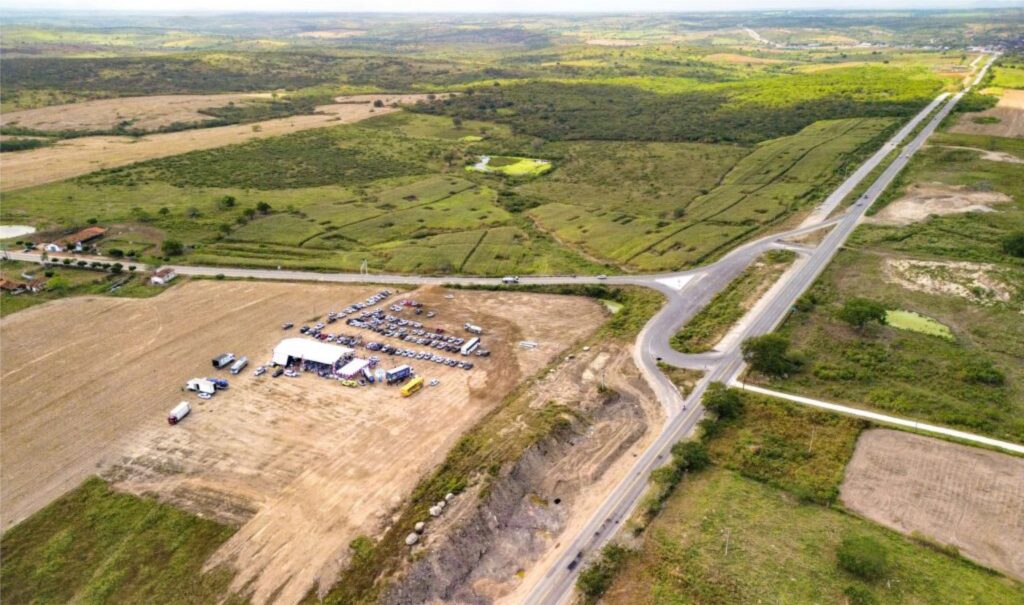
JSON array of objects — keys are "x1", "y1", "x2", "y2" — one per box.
[
  {"x1": 870, "y1": 183, "x2": 1012, "y2": 226},
  {"x1": 0, "y1": 279, "x2": 603, "y2": 605},
  {"x1": 0, "y1": 93, "x2": 434, "y2": 191},
  {"x1": 950, "y1": 89, "x2": 1024, "y2": 138},
  {"x1": 841, "y1": 429, "x2": 1024, "y2": 580},
  {"x1": 0, "y1": 92, "x2": 271, "y2": 133}
]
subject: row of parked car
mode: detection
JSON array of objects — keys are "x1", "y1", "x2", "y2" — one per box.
[
  {"x1": 347, "y1": 310, "x2": 469, "y2": 353},
  {"x1": 385, "y1": 347, "x2": 474, "y2": 369}
]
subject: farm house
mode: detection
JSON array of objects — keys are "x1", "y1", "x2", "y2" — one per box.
[{"x1": 272, "y1": 338, "x2": 353, "y2": 369}]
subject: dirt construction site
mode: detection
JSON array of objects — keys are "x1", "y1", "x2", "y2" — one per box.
[
  {"x1": 0, "y1": 279, "x2": 604, "y2": 604},
  {"x1": 841, "y1": 429, "x2": 1024, "y2": 581}
]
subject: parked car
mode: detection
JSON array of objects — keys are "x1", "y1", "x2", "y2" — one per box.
[
  {"x1": 273, "y1": 368, "x2": 284, "y2": 377},
  {"x1": 282, "y1": 322, "x2": 294, "y2": 330}
]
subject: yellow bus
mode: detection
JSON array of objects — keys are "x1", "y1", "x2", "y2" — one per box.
[{"x1": 401, "y1": 376, "x2": 424, "y2": 397}]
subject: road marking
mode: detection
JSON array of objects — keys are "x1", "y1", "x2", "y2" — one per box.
[
  {"x1": 654, "y1": 274, "x2": 694, "y2": 291},
  {"x1": 735, "y1": 382, "x2": 1024, "y2": 455}
]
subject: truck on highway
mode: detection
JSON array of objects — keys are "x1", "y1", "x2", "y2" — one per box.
[
  {"x1": 460, "y1": 337, "x2": 480, "y2": 356},
  {"x1": 464, "y1": 323, "x2": 483, "y2": 335},
  {"x1": 386, "y1": 364, "x2": 413, "y2": 385},
  {"x1": 401, "y1": 376, "x2": 424, "y2": 397},
  {"x1": 230, "y1": 356, "x2": 248, "y2": 375},
  {"x1": 502, "y1": 275, "x2": 519, "y2": 284},
  {"x1": 168, "y1": 401, "x2": 191, "y2": 425}
]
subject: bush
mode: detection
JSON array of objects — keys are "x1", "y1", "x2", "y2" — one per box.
[
  {"x1": 107, "y1": 248, "x2": 124, "y2": 258},
  {"x1": 161, "y1": 239, "x2": 184, "y2": 256},
  {"x1": 960, "y1": 359, "x2": 1005, "y2": 386},
  {"x1": 837, "y1": 535, "x2": 890, "y2": 581},
  {"x1": 1002, "y1": 231, "x2": 1024, "y2": 257},
  {"x1": 576, "y1": 544, "x2": 632, "y2": 603},
  {"x1": 844, "y1": 584, "x2": 877, "y2": 605}
]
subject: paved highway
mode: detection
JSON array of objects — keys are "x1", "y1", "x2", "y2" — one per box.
[
  {"x1": 3, "y1": 53, "x2": 998, "y2": 605},
  {"x1": 521, "y1": 52, "x2": 998, "y2": 605}
]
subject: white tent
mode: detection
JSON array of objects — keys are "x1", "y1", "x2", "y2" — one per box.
[
  {"x1": 337, "y1": 358, "x2": 371, "y2": 379},
  {"x1": 186, "y1": 378, "x2": 216, "y2": 394},
  {"x1": 272, "y1": 338, "x2": 353, "y2": 367}
]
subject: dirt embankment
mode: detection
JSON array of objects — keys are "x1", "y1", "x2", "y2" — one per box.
[
  {"x1": 0, "y1": 93, "x2": 438, "y2": 192},
  {"x1": 841, "y1": 429, "x2": 1024, "y2": 581},
  {"x1": 378, "y1": 345, "x2": 661, "y2": 605}
]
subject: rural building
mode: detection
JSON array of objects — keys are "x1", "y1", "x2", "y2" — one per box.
[
  {"x1": 271, "y1": 338, "x2": 353, "y2": 368},
  {"x1": 0, "y1": 278, "x2": 28, "y2": 295},
  {"x1": 43, "y1": 226, "x2": 107, "y2": 252},
  {"x1": 150, "y1": 268, "x2": 177, "y2": 285}
]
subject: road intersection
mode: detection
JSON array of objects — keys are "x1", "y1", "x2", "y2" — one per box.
[{"x1": 3, "y1": 53, "x2": 999, "y2": 605}]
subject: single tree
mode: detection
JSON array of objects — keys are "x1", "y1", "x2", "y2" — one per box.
[
  {"x1": 218, "y1": 195, "x2": 236, "y2": 210},
  {"x1": 256, "y1": 201, "x2": 272, "y2": 214},
  {"x1": 702, "y1": 382, "x2": 744, "y2": 420},
  {"x1": 741, "y1": 333, "x2": 796, "y2": 377},
  {"x1": 837, "y1": 298, "x2": 887, "y2": 330}
]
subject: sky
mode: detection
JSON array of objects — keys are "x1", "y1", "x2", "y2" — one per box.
[{"x1": 4, "y1": 0, "x2": 1017, "y2": 12}]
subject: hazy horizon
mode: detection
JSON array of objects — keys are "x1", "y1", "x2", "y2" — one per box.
[{"x1": 3, "y1": 0, "x2": 1022, "y2": 15}]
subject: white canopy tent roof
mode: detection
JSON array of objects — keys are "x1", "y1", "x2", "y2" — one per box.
[
  {"x1": 337, "y1": 358, "x2": 371, "y2": 378},
  {"x1": 272, "y1": 338, "x2": 353, "y2": 367}
]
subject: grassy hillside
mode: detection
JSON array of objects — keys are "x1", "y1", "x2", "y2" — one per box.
[{"x1": 0, "y1": 478, "x2": 237, "y2": 605}]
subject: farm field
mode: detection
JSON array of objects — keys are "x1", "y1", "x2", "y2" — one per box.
[
  {"x1": 0, "y1": 279, "x2": 604, "y2": 604},
  {"x1": 605, "y1": 467, "x2": 1024, "y2": 605},
  {"x1": 0, "y1": 93, "x2": 434, "y2": 191},
  {"x1": 0, "y1": 92, "x2": 274, "y2": 133},
  {"x1": 950, "y1": 89, "x2": 1024, "y2": 138},
  {"x1": 841, "y1": 429, "x2": 1024, "y2": 581},
  {"x1": 598, "y1": 388, "x2": 1024, "y2": 604}
]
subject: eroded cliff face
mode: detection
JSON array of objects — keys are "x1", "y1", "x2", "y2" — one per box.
[{"x1": 381, "y1": 346, "x2": 659, "y2": 605}]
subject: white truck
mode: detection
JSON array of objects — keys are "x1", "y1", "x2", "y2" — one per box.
[
  {"x1": 230, "y1": 356, "x2": 249, "y2": 375},
  {"x1": 464, "y1": 322, "x2": 483, "y2": 335},
  {"x1": 460, "y1": 337, "x2": 480, "y2": 356},
  {"x1": 502, "y1": 275, "x2": 520, "y2": 284},
  {"x1": 168, "y1": 401, "x2": 191, "y2": 425}
]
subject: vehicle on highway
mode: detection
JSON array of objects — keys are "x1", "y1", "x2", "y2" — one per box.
[{"x1": 597, "y1": 274, "x2": 607, "y2": 280}]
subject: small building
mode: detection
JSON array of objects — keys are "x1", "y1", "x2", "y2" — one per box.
[
  {"x1": 0, "y1": 278, "x2": 28, "y2": 295},
  {"x1": 272, "y1": 338, "x2": 353, "y2": 368},
  {"x1": 45, "y1": 226, "x2": 107, "y2": 252},
  {"x1": 150, "y1": 267, "x2": 177, "y2": 285}
]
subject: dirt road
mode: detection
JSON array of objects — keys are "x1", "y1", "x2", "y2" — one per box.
[
  {"x1": 841, "y1": 429, "x2": 1024, "y2": 580},
  {"x1": 0, "y1": 94, "x2": 435, "y2": 192}
]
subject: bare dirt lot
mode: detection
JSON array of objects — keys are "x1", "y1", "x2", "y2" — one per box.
[
  {"x1": 870, "y1": 183, "x2": 1012, "y2": 226},
  {"x1": 950, "y1": 89, "x2": 1024, "y2": 138},
  {"x1": 0, "y1": 93, "x2": 272, "y2": 133},
  {"x1": 0, "y1": 93, "x2": 436, "y2": 192},
  {"x1": 841, "y1": 429, "x2": 1024, "y2": 580},
  {"x1": 882, "y1": 257, "x2": 1018, "y2": 306},
  {"x1": 0, "y1": 279, "x2": 602, "y2": 604}
]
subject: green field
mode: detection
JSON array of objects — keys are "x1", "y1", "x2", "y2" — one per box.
[
  {"x1": 990, "y1": 64, "x2": 1024, "y2": 90},
  {"x1": 607, "y1": 468, "x2": 1024, "y2": 605},
  {"x1": 886, "y1": 309, "x2": 955, "y2": 340},
  {"x1": 0, "y1": 477, "x2": 237, "y2": 604}
]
